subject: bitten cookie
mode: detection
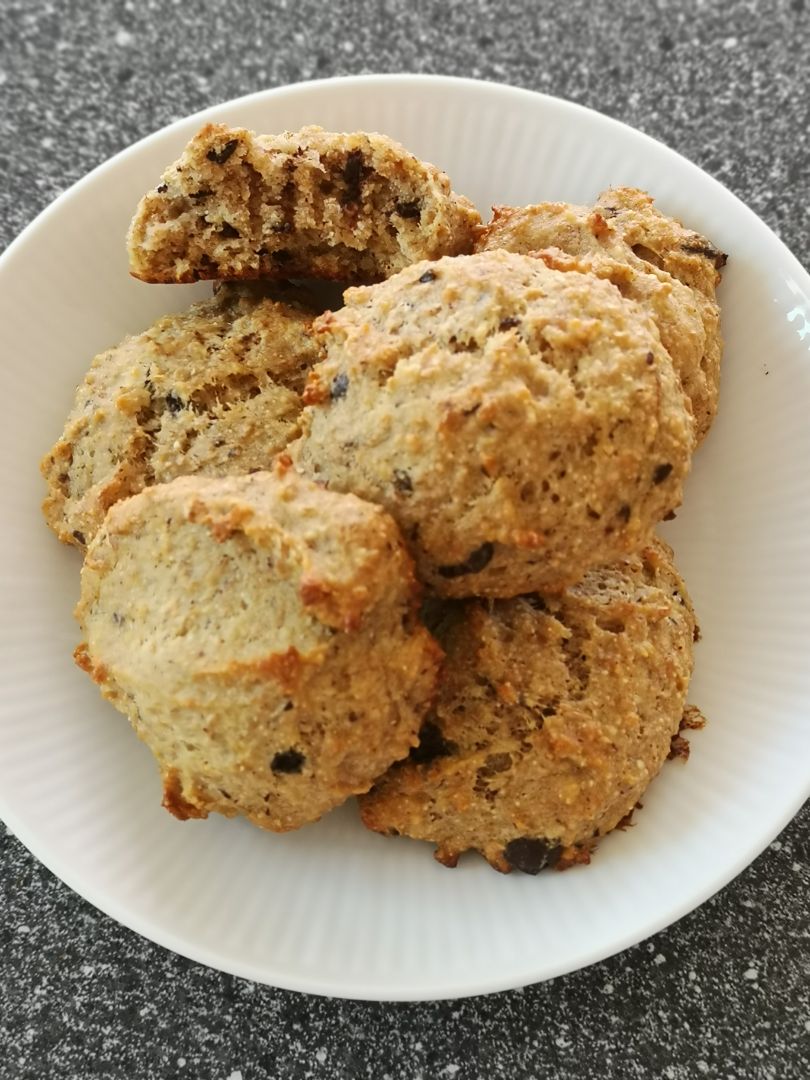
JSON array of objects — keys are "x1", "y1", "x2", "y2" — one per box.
[
  {"x1": 359, "y1": 539, "x2": 697, "y2": 873},
  {"x1": 74, "y1": 465, "x2": 442, "y2": 832},
  {"x1": 477, "y1": 188, "x2": 726, "y2": 441},
  {"x1": 127, "y1": 124, "x2": 481, "y2": 284},
  {"x1": 41, "y1": 284, "x2": 319, "y2": 548},
  {"x1": 292, "y1": 250, "x2": 695, "y2": 598}
]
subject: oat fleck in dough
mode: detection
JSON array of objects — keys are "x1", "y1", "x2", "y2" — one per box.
[
  {"x1": 40, "y1": 283, "x2": 320, "y2": 548},
  {"x1": 74, "y1": 465, "x2": 442, "y2": 832},
  {"x1": 292, "y1": 250, "x2": 695, "y2": 598},
  {"x1": 127, "y1": 124, "x2": 481, "y2": 284},
  {"x1": 359, "y1": 538, "x2": 696, "y2": 872},
  {"x1": 477, "y1": 187, "x2": 726, "y2": 441}
]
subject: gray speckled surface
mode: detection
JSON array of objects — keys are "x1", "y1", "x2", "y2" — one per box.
[{"x1": 1, "y1": 1, "x2": 809, "y2": 1077}]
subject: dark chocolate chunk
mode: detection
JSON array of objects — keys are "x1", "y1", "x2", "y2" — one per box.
[
  {"x1": 437, "y1": 541, "x2": 494, "y2": 579},
  {"x1": 653, "y1": 463, "x2": 673, "y2": 484},
  {"x1": 395, "y1": 199, "x2": 422, "y2": 219},
  {"x1": 681, "y1": 242, "x2": 728, "y2": 269},
  {"x1": 393, "y1": 469, "x2": 413, "y2": 494},
  {"x1": 617, "y1": 503, "x2": 631, "y2": 523},
  {"x1": 503, "y1": 837, "x2": 562, "y2": 875},
  {"x1": 342, "y1": 149, "x2": 365, "y2": 204},
  {"x1": 498, "y1": 316, "x2": 521, "y2": 331},
  {"x1": 72, "y1": 529, "x2": 86, "y2": 545},
  {"x1": 525, "y1": 595, "x2": 548, "y2": 612},
  {"x1": 165, "y1": 391, "x2": 184, "y2": 414},
  {"x1": 330, "y1": 372, "x2": 350, "y2": 400},
  {"x1": 219, "y1": 222, "x2": 240, "y2": 238},
  {"x1": 411, "y1": 719, "x2": 456, "y2": 764},
  {"x1": 156, "y1": 183, "x2": 168, "y2": 194},
  {"x1": 419, "y1": 269, "x2": 437, "y2": 283},
  {"x1": 271, "y1": 749, "x2": 305, "y2": 774},
  {"x1": 206, "y1": 139, "x2": 239, "y2": 165}
]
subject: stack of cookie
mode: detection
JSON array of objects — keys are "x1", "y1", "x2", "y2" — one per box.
[{"x1": 42, "y1": 123, "x2": 725, "y2": 874}]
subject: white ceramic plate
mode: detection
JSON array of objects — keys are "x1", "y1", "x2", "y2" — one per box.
[{"x1": 1, "y1": 75, "x2": 809, "y2": 1002}]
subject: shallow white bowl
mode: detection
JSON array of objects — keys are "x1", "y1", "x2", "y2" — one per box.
[{"x1": 1, "y1": 74, "x2": 808, "y2": 1002}]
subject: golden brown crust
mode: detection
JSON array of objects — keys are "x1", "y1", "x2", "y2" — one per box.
[
  {"x1": 292, "y1": 250, "x2": 695, "y2": 598},
  {"x1": 477, "y1": 188, "x2": 725, "y2": 442},
  {"x1": 162, "y1": 770, "x2": 208, "y2": 821},
  {"x1": 75, "y1": 466, "x2": 441, "y2": 831},
  {"x1": 359, "y1": 539, "x2": 697, "y2": 873},
  {"x1": 41, "y1": 283, "x2": 319, "y2": 548},
  {"x1": 127, "y1": 124, "x2": 481, "y2": 284}
]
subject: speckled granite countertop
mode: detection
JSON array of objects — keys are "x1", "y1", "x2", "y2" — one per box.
[{"x1": 1, "y1": 1, "x2": 808, "y2": 1077}]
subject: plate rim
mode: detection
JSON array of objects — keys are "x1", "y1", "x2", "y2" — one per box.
[{"x1": 1, "y1": 72, "x2": 809, "y2": 1002}]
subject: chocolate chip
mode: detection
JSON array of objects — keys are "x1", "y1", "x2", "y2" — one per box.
[
  {"x1": 206, "y1": 139, "x2": 238, "y2": 165},
  {"x1": 498, "y1": 316, "x2": 521, "y2": 331},
  {"x1": 271, "y1": 749, "x2": 305, "y2": 774},
  {"x1": 437, "y1": 542, "x2": 494, "y2": 579},
  {"x1": 341, "y1": 149, "x2": 365, "y2": 204},
  {"x1": 219, "y1": 223, "x2": 240, "y2": 238},
  {"x1": 330, "y1": 373, "x2": 349, "y2": 400},
  {"x1": 72, "y1": 529, "x2": 86, "y2": 545},
  {"x1": 503, "y1": 837, "x2": 562, "y2": 875},
  {"x1": 663, "y1": 509, "x2": 677, "y2": 521},
  {"x1": 617, "y1": 504, "x2": 631, "y2": 523},
  {"x1": 411, "y1": 719, "x2": 456, "y2": 764},
  {"x1": 681, "y1": 242, "x2": 728, "y2": 269},
  {"x1": 165, "y1": 391, "x2": 184, "y2": 414},
  {"x1": 393, "y1": 469, "x2": 413, "y2": 494},
  {"x1": 653, "y1": 463, "x2": 673, "y2": 484},
  {"x1": 156, "y1": 183, "x2": 168, "y2": 193},
  {"x1": 395, "y1": 199, "x2": 421, "y2": 219},
  {"x1": 418, "y1": 269, "x2": 437, "y2": 284}
]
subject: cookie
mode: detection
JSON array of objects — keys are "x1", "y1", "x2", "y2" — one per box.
[
  {"x1": 292, "y1": 250, "x2": 695, "y2": 598},
  {"x1": 41, "y1": 283, "x2": 320, "y2": 548},
  {"x1": 477, "y1": 188, "x2": 726, "y2": 441},
  {"x1": 359, "y1": 538, "x2": 697, "y2": 872},
  {"x1": 74, "y1": 464, "x2": 442, "y2": 832},
  {"x1": 127, "y1": 124, "x2": 481, "y2": 284}
]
